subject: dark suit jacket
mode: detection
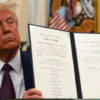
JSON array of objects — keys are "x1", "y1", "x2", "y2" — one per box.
[{"x1": 21, "y1": 51, "x2": 34, "y2": 90}]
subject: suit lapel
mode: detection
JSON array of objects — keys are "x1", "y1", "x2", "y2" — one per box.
[{"x1": 20, "y1": 51, "x2": 34, "y2": 90}]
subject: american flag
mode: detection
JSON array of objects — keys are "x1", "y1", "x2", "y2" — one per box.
[
  {"x1": 49, "y1": 7, "x2": 75, "y2": 31},
  {"x1": 50, "y1": 12, "x2": 70, "y2": 31}
]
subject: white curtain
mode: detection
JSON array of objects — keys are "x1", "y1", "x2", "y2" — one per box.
[
  {"x1": 28, "y1": 0, "x2": 51, "y2": 26},
  {"x1": 27, "y1": 0, "x2": 51, "y2": 47},
  {"x1": 0, "y1": 0, "x2": 9, "y2": 2}
]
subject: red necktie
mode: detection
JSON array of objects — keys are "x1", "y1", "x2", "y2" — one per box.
[{"x1": 0, "y1": 64, "x2": 15, "y2": 99}]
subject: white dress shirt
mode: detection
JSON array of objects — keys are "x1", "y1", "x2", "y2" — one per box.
[{"x1": 0, "y1": 50, "x2": 25, "y2": 98}]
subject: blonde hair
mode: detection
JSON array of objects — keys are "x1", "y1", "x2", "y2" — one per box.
[{"x1": 0, "y1": 2, "x2": 18, "y2": 27}]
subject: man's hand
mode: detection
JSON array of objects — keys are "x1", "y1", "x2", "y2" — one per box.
[{"x1": 22, "y1": 89, "x2": 43, "y2": 99}]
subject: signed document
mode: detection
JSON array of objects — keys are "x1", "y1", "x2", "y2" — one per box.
[
  {"x1": 74, "y1": 33, "x2": 100, "y2": 98},
  {"x1": 29, "y1": 24, "x2": 100, "y2": 98},
  {"x1": 29, "y1": 25, "x2": 77, "y2": 98}
]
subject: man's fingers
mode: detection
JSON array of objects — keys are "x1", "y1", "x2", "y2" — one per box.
[
  {"x1": 23, "y1": 95, "x2": 43, "y2": 99},
  {"x1": 25, "y1": 89, "x2": 42, "y2": 96},
  {"x1": 22, "y1": 89, "x2": 43, "y2": 99}
]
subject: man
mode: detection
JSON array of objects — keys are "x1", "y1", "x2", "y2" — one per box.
[{"x1": 0, "y1": 2, "x2": 43, "y2": 99}]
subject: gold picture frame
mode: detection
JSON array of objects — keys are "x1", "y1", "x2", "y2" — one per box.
[{"x1": 94, "y1": 0, "x2": 100, "y2": 33}]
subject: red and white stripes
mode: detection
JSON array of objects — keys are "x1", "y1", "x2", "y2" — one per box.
[{"x1": 50, "y1": 12, "x2": 69, "y2": 31}]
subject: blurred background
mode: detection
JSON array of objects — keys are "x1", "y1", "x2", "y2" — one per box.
[{"x1": 0, "y1": 0, "x2": 99, "y2": 52}]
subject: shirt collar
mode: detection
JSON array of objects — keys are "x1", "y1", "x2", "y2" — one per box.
[
  {"x1": 0, "y1": 60, "x2": 5, "y2": 71},
  {"x1": 0, "y1": 50, "x2": 22, "y2": 74}
]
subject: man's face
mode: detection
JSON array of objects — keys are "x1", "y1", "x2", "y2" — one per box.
[{"x1": 0, "y1": 9, "x2": 20, "y2": 52}]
